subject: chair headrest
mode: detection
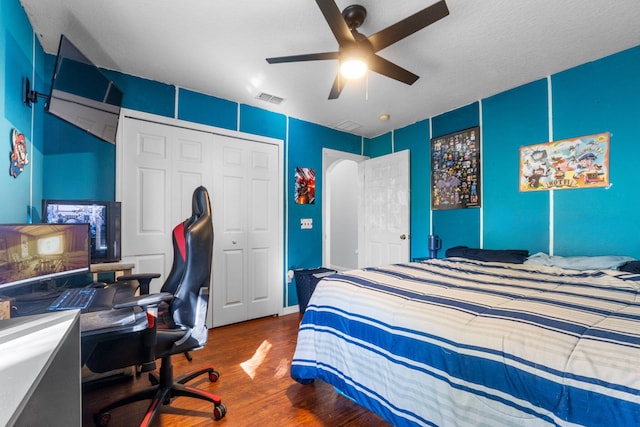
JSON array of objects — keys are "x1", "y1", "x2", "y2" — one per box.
[{"x1": 192, "y1": 186, "x2": 211, "y2": 219}]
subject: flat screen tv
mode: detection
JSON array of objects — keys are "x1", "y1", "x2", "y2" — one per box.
[
  {"x1": 0, "y1": 223, "x2": 90, "y2": 292},
  {"x1": 46, "y1": 35, "x2": 124, "y2": 144},
  {"x1": 42, "y1": 200, "x2": 121, "y2": 264}
]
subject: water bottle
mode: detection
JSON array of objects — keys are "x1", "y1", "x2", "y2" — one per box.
[{"x1": 428, "y1": 235, "x2": 442, "y2": 259}]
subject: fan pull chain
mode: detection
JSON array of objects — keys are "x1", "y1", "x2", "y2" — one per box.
[{"x1": 365, "y1": 71, "x2": 369, "y2": 101}]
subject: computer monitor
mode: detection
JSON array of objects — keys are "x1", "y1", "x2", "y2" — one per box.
[
  {"x1": 42, "y1": 200, "x2": 121, "y2": 263},
  {"x1": 0, "y1": 224, "x2": 90, "y2": 293}
]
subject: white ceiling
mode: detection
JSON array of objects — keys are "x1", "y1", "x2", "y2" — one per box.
[{"x1": 19, "y1": 0, "x2": 640, "y2": 138}]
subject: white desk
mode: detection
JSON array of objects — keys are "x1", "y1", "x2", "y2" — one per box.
[{"x1": 0, "y1": 310, "x2": 81, "y2": 426}]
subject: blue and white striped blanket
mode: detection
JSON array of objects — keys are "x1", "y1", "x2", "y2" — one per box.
[{"x1": 290, "y1": 258, "x2": 640, "y2": 426}]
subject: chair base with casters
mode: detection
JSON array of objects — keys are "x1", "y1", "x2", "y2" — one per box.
[{"x1": 93, "y1": 354, "x2": 226, "y2": 426}]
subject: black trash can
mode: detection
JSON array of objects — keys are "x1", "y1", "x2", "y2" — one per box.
[{"x1": 294, "y1": 268, "x2": 336, "y2": 314}]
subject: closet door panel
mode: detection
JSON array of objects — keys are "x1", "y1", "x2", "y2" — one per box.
[
  {"x1": 212, "y1": 140, "x2": 249, "y2": 326},
  {"x1": 246, "y1": 141, "x2": 280, "y2": 320},
  {"x1": 121, "y1": 123, "x2": 171, "y2": 257},
  {"x1": 120, "y1": 119, "x2": 213, "y2": 284}
]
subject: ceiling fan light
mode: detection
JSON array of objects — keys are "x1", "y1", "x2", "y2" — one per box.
[{"x1": 340, "y1": 58, "x2": 367, "y2": 79}]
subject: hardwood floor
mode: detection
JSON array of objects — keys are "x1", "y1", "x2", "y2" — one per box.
[{"x1": 82, "y1": 313, "x2": 393, "y2": 426}]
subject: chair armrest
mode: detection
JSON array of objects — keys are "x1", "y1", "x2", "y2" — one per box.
[
  {"x1": 112, "y1": 291, "x2": 173, "y2": 373},
  {"x1": 116, "y1": 273, "x2": 162, "y2": 294},
  {"x1": 112, "y1": 292, "x2": 173, "y2": 309}
]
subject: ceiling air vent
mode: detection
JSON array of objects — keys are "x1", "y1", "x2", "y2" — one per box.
[
  {"x1": 333, "y1": 120, "x2": 362, "y2": 132},
  {"x1": 256, "y1": 92, "x2": 284, "y2": 105}
]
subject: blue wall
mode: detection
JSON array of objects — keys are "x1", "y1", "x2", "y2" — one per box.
[
  {"x1": 3, "y1": 0, "x2": 640, "y2": 310},
  {"x1": 0, "y1": 0, "x2": 46, "y2": 223},
  {"x1": 369, "y1": 47, "x2": 640, "y2": 260}
]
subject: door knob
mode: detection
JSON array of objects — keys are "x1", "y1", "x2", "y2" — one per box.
[
  {"x1": 232, "y1": 240, "x2": 237, "y2": 245},
  {"x1": 400, "y1": 234, "x2": 407, "y2": 240}
]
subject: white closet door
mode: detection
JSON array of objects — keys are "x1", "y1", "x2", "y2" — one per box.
[
  {"x1": 211, "y1": 136, "x2": 280, "y2": 327},
  {"x1": 118, "y1": 112, "x2": 283, "y2": 329},
  {"x1": 119, "y1": 118, "x2": 213, "y2": 292}
]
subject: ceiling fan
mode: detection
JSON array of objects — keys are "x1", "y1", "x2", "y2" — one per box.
[{"x1": 266, "y1": 0, "x2": 449, "y2": 99}]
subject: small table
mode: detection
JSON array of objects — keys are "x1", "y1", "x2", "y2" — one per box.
[{"x1": 90, "y1": 262, "x2": 135, "y2": 282}]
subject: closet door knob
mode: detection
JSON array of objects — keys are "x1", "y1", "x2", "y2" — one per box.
[
  {"x1": 232, "y1": 240, "x2": 237, "y2": 245},
  {"x1": 400, "y1": 234, "x2": 407, "y2": 240}
]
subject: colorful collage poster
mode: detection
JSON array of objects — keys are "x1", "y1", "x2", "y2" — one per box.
[
  {"x1": 431, "y1": 127, "x2": 481, "y2": 210},
  {"x1": 295, "y1": 167, "x2": 315, "y2": 204},
  {"x1": 519, "y1": 132, "x2": 610, "y2": 192}
]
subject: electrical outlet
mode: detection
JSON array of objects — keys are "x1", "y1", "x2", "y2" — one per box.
[{"x1": 301, "y1": 218, "x2": 313, "y2": 229}]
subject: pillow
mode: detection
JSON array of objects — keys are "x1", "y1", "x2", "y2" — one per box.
[
  {"x1": 619, "y1": 261, "x2": 640, "y2": 274},
  {"x1": 445, "y1": 246, "x2": 529, "y2": 264},
  {"x1": 524, "y1": 252, "x2": 636, "y2": 270}
]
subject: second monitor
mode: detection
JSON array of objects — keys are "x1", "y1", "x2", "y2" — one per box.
[{"x1": 42, "y1": 200, "x2": 121, "y2": 264}]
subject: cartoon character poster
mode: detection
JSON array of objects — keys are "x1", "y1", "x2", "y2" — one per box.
[
  {"x1": 295, "y1": 167, "x2": 315, "y2": 204},
  {"x1": 10, "y1": 128, "x2": 28, "y2": 178},
  {"x1": 519, "y1": 132, "x2": 610, "y2": 192},
  {"x1": 431, "y1": 126, "x2": 481, "y2": 210}
]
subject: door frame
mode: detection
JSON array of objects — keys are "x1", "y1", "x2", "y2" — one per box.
[
  {"x1": 116, "y1": 108, "x2": 285, "y2": 325},
  {"x1": 322, "y1": 148, "x2": 367, "y2": 270}
]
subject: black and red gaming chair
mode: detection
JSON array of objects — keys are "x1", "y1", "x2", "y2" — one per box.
[{"x1": 84, "y1": 186, "x2": 226, "y2": 425}]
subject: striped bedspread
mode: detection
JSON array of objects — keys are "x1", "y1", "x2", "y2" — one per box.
[{"x1": 290, "y1": 258, "x2": 640, "y2": 427}]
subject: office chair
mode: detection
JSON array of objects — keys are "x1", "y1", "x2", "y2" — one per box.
[{"x1": 84, "y1": 186, "x2": 226, "y2": 426}]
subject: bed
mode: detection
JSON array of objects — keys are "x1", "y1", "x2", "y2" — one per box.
[{"x1": 290, "y1": 257, "x2": 640, "y2": 426}]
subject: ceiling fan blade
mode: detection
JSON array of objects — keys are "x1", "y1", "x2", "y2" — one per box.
[
  {"x1": 315, "y1": 0, "x2": 356, "y2": 46},
  {"x1": 266, "y1": 52, "x2": 339, "y2": 64},
  {"x1": 368, "y1": 55, "x2": 419, "y2": 85},
  {"x1": 328, "y1": 73, "x2": 346, "y2": 99},
  {"x1": 367, "y1": 0, "x2": 449, "y2": 52}
]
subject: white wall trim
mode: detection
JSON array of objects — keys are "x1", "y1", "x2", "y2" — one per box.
[
  {"x1": 174, "y1": 86, "x2": 179, "y2": 119},
  {"x1": 547, "y1": 75, "x2": 554, "y2": 256},
  {"x1": 284, "y1": 115, "x2": 290, "y2": 308},
  {"x1": 282, "y1": 305, "x2": 299, "y2": 316},
  {"x1": 391, "y1": 129, "x2": 395, "y2": 152},
  {"x1": 429, "y1": 118, "x2": 433, "y2": 234}
]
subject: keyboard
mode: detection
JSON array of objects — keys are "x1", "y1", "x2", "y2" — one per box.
[{"x1": 48, "y1": 287, "x2": 116, "y2": 312}]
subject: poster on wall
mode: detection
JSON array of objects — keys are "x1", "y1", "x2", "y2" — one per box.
[
  {"x1": 9, "y1": 128, "x2": 28, "y2": 178},
  {"x1": 519, "y1": 132, "x2": 610, "y2": 192},
  {"x1": 431, "y1": 126, "x2": 481, "y2": 210},
  {"x1": 295, "y1": 167, "x2": 316, "y2": 204}
]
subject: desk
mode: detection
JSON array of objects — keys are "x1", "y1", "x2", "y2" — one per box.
[
  {"x1": 9, "y1": 284, "x2": 146, "y2": 384},
  {"x1": 90, "y1": 262, "x2": 135, "y2": 282},
  {"x1": 0, "y1": 310, "x2": 81, "y2": 426}
]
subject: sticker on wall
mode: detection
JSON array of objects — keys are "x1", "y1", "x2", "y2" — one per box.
[
  {"x1": 295, "y1": 167, "x2": 315, "y2": 204},
  {"x1": 9, "y1": 128, "x2": 29, "y2": 178},
  {"x1": 431, "y1": 126, "x2": 481, "y2": 210},
  {"x1": 519, "y1": 132, "x2": 610, "y2": 192}
]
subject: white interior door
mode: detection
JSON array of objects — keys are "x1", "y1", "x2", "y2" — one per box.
[
  {"x1": 358, "y1": 150, "x2": 410, "y2": 267},
  {"x1": 211, "y1": 136, "x2": 281, "y2": 327}
]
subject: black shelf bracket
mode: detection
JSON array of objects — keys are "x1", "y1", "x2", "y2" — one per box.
[{"x1": 23, "y1": 77, "x2": 48, "y2": 107}]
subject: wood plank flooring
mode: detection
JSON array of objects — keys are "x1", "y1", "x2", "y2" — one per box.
[{"x1": 82, "y1": 313, "x2": 393, "y2": 426}]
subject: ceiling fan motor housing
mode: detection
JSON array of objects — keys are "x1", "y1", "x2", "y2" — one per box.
[{"x1": 342, "y1": 5, "x2": 367, "y2": 29}]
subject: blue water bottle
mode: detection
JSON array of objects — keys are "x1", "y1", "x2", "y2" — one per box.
[{"x1": 428, "y1": 235, "x2": 442, "y2": 259}]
